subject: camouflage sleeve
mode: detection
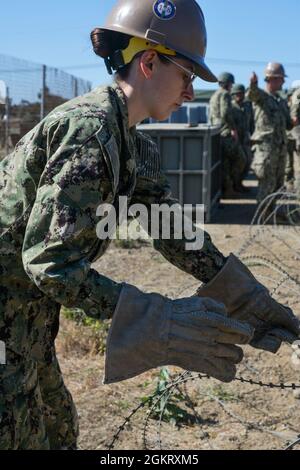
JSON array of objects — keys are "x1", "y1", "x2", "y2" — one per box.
[
  {"x1": 282, "y1": 99, "x2": 293, "y2": 131},
  {"x1": 248, "y1": 103, "x2": 255, "y2": 135},
  {"x1": 132, "y1": 133, "x2": 227, "y2": 284},
  {"x1": 220, "y1": 92, "x2": 236, "y2": 130},
  {"x1": 291, "y1": 90, "x2": 300, "y2": 122},
  {"x1": 22, "y1": 117, "x2": 122, "y2": 320}
]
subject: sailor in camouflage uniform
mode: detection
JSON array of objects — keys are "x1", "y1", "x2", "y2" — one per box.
[
  {"x1": 285, "y1": 89, "x2": 297, "y2": 189},
  {"x1": 231, "y1": 84, "x2": 254, "y2": 184},
  {"x1": 209, "y1": 73, "x2": 247, "y2": 197},
  {"x1": 290, "y1": 86, "x2": 300, "y2": 194},
  {"x1": 291, "y1": 87, "x2": 300, "y2": 126},
  {"x1": 247, "y1": 64, "x2": 293, "y2": 210},
  {"x1": 1, "y1": 0, "x2": 299, "y2": 450}
]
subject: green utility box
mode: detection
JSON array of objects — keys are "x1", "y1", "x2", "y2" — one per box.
[{"x1": 137, "y1": 124, "x2": 221, "y2": 222}]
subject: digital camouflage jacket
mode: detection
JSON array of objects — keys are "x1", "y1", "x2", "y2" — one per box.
[
  {"x1": 291, "y1": 88, "x2": 300, "y2": 123},
  {"x1": 0, "y1": 83, "x2": 227, "y2": 358},
  {"x1": 247, "y1": 83, "x2": 292, "y2": 145},
  {"x1": 209, "y1": 88, "x2": 236, "y2": 137},
  {"x1": 231, "y1": 100, "x2": 254, "y2": 146}
]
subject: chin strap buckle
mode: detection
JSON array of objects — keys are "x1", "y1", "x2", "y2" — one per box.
[{"x1": 105, "y1": 50, "x2": 126, "y2": 75}]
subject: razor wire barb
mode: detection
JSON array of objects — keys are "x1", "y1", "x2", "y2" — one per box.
[{"x1": 107, "y1": 372, "x2": 300, "y2": 451}]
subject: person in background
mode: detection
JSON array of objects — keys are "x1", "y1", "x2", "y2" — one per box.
[
  {"x1": 290, "y1": 84, "x2": 300, "y2": 195},
  {"x1": 247, "y1": 63, "x2": 292, "y2": 216},
  {"x1": 209, "y1": 73, "x2": 247, "y2": 197},
  {"x1": 231, "y1": 83, "x2": 254, "y2": 187}
]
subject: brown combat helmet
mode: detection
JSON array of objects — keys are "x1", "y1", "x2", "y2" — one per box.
[
  {"x1": 264, "y1": 62, "x2": 287, "y2": 79},
  {"x1": 100, "y1": 0, "x2": 217, "y2": 82}
]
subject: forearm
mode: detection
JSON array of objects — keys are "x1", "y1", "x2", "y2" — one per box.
[
  {"x1": 79, "y1": 270, "x2": 122, "y2": 320},
  {"x1": 132, "y1": 175, "x2": 226, "y2": 283},
  {"x1": 291, "y1": 104, "x2": 299, "y2": 124},
  {"x1": 154, "y1": 220, "x2": 227, "y2": 284},
  {"x1": 23, "y1": 244, "x2": 122, "y2": 320}
]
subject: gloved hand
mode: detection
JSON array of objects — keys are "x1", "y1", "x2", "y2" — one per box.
[
  {"x1": 196, "y1": 254, "x2": 300, "y2": 353},
  {"x1": 104, "y1": 284, "x2": 254, "y2": 384}
]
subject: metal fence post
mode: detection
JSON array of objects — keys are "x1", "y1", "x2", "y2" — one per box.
[
  {"x1": 5, "y1": 85, "x2": 10, "y2": 155},
  {"x1": 40, "y1": 65, "x2": 46, "y2": 121},
  {"x1": 73, "y1": 77, "x2": 78, "y2": 98}
]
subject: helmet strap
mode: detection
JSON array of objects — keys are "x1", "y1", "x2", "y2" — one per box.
[
  {"x1": 104, "y1": 58, "x2": 114, "y2": 75},
  {"x1": 105, "y1": 36, "x2": 176, "y2": 74}
]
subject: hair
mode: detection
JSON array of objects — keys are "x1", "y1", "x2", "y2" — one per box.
[
  {"x1": 90, "y1": 28, "x2": 134, "y2": 81},
  {"x1": 90, "y1": 28, "x2": 171, "y2": 81},
  {"x1": 90, "y1": 28, "x2": 131, "y2": 59}
]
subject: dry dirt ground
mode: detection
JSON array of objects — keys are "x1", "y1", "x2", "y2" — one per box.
[{"x1": 55, "y1": 180, "x2": 300, "y2": 451}]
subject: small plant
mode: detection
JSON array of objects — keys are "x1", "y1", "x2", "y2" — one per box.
[
  {"x1": 208, "y1": 384, "x2": 237, "y2": 402},
  {"x1": 142, "y1": 368, "x2": 190, "y2": 426},
  {"x1": 116, "y1": 400, "x2": 131, "y2": 411}
]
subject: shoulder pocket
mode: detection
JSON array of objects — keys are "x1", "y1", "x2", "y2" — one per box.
[
  {"x1": 135, "y1": 132, "x2": 161, "y2": 181},
  {"x1": 96, "y1": 126, "x2": 120, "y2": 195}
]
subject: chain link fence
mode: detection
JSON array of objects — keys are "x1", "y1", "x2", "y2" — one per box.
[{"x1": 0, "y1": 53, "x2": 92, "y2": 158}]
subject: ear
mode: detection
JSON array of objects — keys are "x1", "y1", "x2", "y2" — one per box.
[{"x1": 139, "y1": 50, "x2": 158, "y2": 79}]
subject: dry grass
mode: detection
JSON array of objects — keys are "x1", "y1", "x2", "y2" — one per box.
[
  {"x1": 58, "y1": 312, "x2": 110, "y2": 358},
  {"x1": 55, "y1": 224, "x2": 300, "y2": 450}
]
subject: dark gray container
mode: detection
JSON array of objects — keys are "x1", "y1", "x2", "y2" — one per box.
[
  {"x1": 169, "y1": 107, "x2": 188, "y2": 124},
  {"x1": 187, "y1": 105, "x2": 207, "y2": 125},
  {"x1": 137, "y1": 123, "x2": 221, "y2": 222},
  {"x1": 149, "y1": 104, "x2": 208, "y2": 125}
]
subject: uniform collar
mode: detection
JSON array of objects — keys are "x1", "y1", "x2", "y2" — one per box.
[
  {"x1": 109, "y1": 82, "x2": 137, "y2": 148},
  {"x1": 266, "y1": 89, "x2": 282, "y2": 101},
  {"x1": 110, "y1": 82, "x2": 137, "y2": 131}
]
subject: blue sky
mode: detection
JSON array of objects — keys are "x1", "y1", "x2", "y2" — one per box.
[{"x1": 1, "y1": 0, "x2": 300, "y2": 92}]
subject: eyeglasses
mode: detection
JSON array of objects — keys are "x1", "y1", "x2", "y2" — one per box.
[{"x1": 160, "y1": 54, "x2": 197, "y2": 89}]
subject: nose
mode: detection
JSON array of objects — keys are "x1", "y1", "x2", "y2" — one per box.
[{"x1": 182, "y1": 83, "x2": 195, "y2": 102}]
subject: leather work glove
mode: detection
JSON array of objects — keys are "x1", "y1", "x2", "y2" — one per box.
[
  {"x1": 196, "y1": 254, "x2": 300, "y2": 354},
  {"x1": 104, "y1": 284, "x2": 254, "y2": 385}
]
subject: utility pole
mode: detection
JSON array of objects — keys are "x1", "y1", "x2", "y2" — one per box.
[{"x1": 73, "y1": 76, "x2": 78, "y2": 98}]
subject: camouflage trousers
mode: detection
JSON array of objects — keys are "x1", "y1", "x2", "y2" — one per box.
[
  {"x1": 221, "y1": 136, "x2": 247, "y2": 192},
  {"x1": 293, "y1": 151, "x2": 300, "y2": 198},
  {"x1": 251, "y1": 141, "x2": 287, "y2": 205},
  {"x1": 285, "y1": 139, "x2": 296, "y2": 184},
  {"x1": 242, "y1": 144, "x2": 253, "y2": 179},
  {"x1": 0, "y1": 290, "x2": 79, "y2": 450}
]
